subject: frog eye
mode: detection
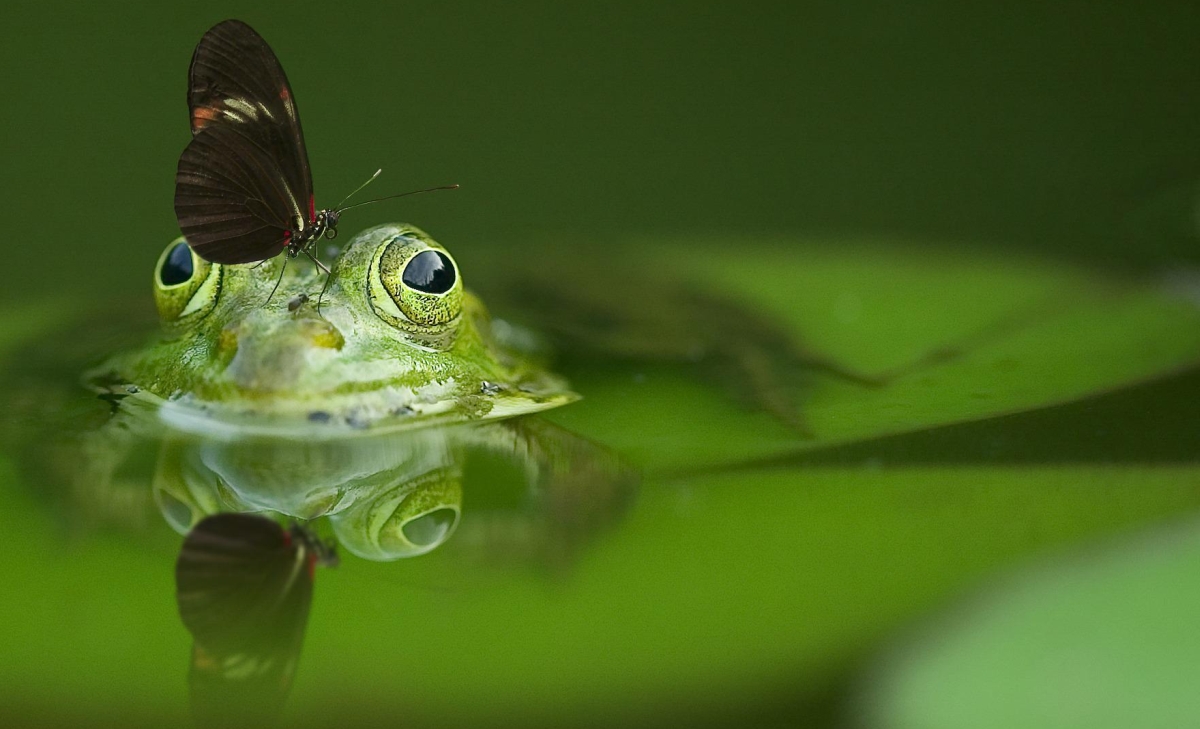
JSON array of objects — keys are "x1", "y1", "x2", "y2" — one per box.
[
  {"x1": 369, "y1": 235, "x2": 463, "y2": 334},
  {"x1": 402, "y1": 250, "x2": 457, "y2": 294},
  {"x1": 153, "y1": 238, "x2": 222, "y2": 323}
]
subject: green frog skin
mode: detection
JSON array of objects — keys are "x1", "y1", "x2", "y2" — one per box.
[{"x1": 93, "y1": 224, "x2": 576, "y2": 437}]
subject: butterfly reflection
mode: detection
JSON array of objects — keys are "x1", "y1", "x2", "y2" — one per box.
[{"x1": 175, "y1": 513, "x2": 337, "y2": 725}]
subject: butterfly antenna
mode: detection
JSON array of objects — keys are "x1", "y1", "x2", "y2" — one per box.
[
  {"x1": 335, "y1": 168, "x2": 383, "y2": 210},
  {"x1": 336, "y1": 184, "x2": 460, "y2": 214}
]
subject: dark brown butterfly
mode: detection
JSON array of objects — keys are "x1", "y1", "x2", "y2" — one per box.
[
  {"x1": 173, "y1": 20, "x2": 453, "y2": 268},
  {"x1": 174, "y1": 20, "x2": 333, "y2": 266},
  {"x1": 175, "y1": 512, "x2": 337, "y2": 724}
]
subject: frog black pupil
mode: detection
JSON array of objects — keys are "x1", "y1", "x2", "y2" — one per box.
[
  {"x1": 161, "y1": 243, "x2": 194, "y2": 286},
  {"x1": 402, "y1": 250, "x2": 456, "y2": 294}
]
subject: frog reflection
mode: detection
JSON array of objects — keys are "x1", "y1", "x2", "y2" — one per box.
[
  {"x1": 110, "y1": 385, "x2": 634, "y2": 727},
  {"x1": 150, "y1": 417, "x2": 635, "y2": 565},
  {"x1": 140, "y1": 415, "x2": 634, "y2": 726}
]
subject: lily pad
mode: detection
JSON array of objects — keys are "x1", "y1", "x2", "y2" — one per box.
[
  {"x1": 857, "y1": 513, "x2": 1200, "y2": 729},
  {"x1": 5, "y1": 239, "x2": 1196, "y2": 476},
  {"x1": 543, "y1": 238, "x2": 1200, "y2": 471}
]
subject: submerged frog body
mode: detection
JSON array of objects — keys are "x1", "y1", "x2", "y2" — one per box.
[{"x1": 92, "y1": 224, "x2": 575, "y2": 436}]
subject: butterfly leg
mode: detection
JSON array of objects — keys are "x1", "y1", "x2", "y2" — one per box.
[
  {"x1": 297, "y1": 247, "x2": 336, "y2": 316},
  {"x1": 265, "y1": 255, "x2": 290, "y2": 306},
  {"x1": 301, "y1": 247, "x2": 332, "y2": 275},
  {"x1": 314, "y1": 268, "x2": 336, "y2": 317}
]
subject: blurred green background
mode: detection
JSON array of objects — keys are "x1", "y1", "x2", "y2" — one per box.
[
  {"x1": 5, "y1": 0, "x2": 1200, "y2": 301},
  {"x1": 5, "y1": 2, "x2": 1200, "y2": 728}
]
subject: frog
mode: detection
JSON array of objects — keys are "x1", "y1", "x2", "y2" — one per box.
[
  {"x1": 64, "y1": 222, "x2": 636, "y2": 566},
  {"x1": 89, "y1": 223, "x2": 578, "y2": 437}
]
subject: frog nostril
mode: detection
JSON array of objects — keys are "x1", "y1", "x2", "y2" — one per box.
[
  {"x1": 299, "y1": 319, "x2": 344, "y2": 350},
  {"x1": 311, "y1": 328, "x2": 344, "y2": 350}
]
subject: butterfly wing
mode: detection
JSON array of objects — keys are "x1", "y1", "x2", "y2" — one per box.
[
  {"x1": 175, "y1": 513, "x2": 317, "y2": 722},
  {"x1": 176, "y1": 20, "x2": 315, "y2": 264},
  {"x1": 186, "y1": 20, "x2": 313, "y2": 206}
]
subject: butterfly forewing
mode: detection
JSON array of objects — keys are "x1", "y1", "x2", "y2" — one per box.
[
  {"x1": 187, "y1": 20, "x2": 312, "y2": 200},
  {"x1": 175, "y1": 20, "x2": 316, "y2": 264}
]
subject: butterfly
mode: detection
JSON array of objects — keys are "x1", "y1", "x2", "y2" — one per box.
[
  {"x1": 173, "y1": 20, "x2": 453, "y2": 269},
  {"x1": 175, "y1": 512, "x2": 338, "y2": 724}
]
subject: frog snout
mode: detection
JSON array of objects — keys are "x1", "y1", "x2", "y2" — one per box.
[
  {"x1": 222, "y1": 317, "x2": 346, "y2": 392},
  {"x1": 220, "y1": 318, "x2": 345, "y2": 354}
]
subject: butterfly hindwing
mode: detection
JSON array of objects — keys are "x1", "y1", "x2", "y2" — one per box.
[{"x1": 175, "y1": 124, "x2": 303, "y2": 263}]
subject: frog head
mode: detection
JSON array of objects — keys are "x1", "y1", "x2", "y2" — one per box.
[{"x1": 100, "y1": 224, "x2": 574, "y2": 436}]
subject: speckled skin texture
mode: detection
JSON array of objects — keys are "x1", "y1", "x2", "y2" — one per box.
[{"x1": 94, "y1": 224, "x2": 575, "y2": 431}]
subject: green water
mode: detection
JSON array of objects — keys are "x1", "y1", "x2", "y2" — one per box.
[{"x1": 4, "y1": 3, "x2": 1200, "y2": 728}]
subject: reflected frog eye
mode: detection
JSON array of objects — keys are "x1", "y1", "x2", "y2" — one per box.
[
  {"x1": 153, "y1": 238, "x2": 222, "y2": 323},
  {"x1": 329, "y1": 467, "x2": 463, "y2": 560},
  {"x1": 369, "y1": 235, "x2": 463, "y2": 336}
]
